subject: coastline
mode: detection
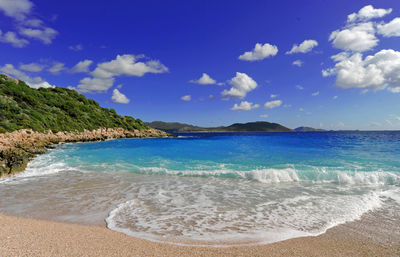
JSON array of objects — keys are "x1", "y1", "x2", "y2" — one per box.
[
  {"x1": 0, "y1": 127, "x2": 170, "y2": 178},
  {"x1": 0, "y1": 211, "x2": 398, "y2": 257}
]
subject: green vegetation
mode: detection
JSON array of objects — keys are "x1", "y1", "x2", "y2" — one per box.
[
  {"x1": 146, "y1": 121, "x2": 293, "y2": 133},
  {"x1": 0, "y1": 74, "x2": 148, "y2": 133}
]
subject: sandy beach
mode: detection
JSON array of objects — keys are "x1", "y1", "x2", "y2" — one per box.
[{"x1": 1, "y1": 210, "x2": 399, "y2": 257}]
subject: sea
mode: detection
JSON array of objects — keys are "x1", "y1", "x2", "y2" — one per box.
[{"x1": 0, "y1": 131, "x2": 399, "y2": 246}]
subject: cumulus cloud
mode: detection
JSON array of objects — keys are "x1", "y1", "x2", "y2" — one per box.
[
  {"x1": 333, "y1": 95, "x2": 338, "y2": 99},
  {"x1": 238, "y1": 43, "x2": 278, "y2": 61},
  {"x1": 312, "y1": 91, "x2": 320, "y2": 96},
  {"x1": 286, "y1": 40, "x2": 318, "y2": 54},
  {"x1": 0, "y1": 30, "x2": 29, "y2": 47},
  {"x1": 48, "y1": 62, "x2": 65, "y2": 74},
  {"x1": 69, "y1": 44, "x2": 83, "y2": 51},
  {"x1": 190, "y1": 73, "x2": 216, "y2": 85},
  {"x1": 76, "y1": 54, "x2": 168, "y2": 92},
  {"x1": 0, "y1": 0, "x2": 58, "y2": 47},
  {"x1": 260, "y1": 114, "x2": 269, "y2": 118},
  {"x1": 270, "y1": 94, "x2": 278, "y2": 98},
  {"x1": 0, "y1": 0, "x2": 33, "y2": 20},
  {"x1": 112, "y1": 89, "x2": 130, "y2": 104},
  {"x1": 19, "y1": 27, "x2": 58, "y2": 44},
  {"x1": 296, "y1": 85, "x2": 304, "y2": 90},
  {"x1": 377, "y1": 18, "x2": 400, "y2": 37},
  {"x1": 92, "y1": 54, "x2": 168, "y2": 78},
  {"x1": 19, "y1": 62, "x2": 45, "y2": 72},
  {"x1": 264, "y1": 100, "x2": 282, "y2": 109},
  {"x1": 231, "y1": 101, "x2": 260, "y2": 111},
  {"x1": 292, "y1": 59, "x2": 303, "y2": 67},
  {"x1": 221, "y1": 72, "x2": 257, "y2": 99},
  {"x1": 347, "y1": 5, "x2": 392, "y2": 23},
  {"x1": 70, "y1": 60, "x2": 93, "y2": 73},
  {"x1": 322, "y1": 49, "x2": 400, "y2": 92},
  {"x1": 78, "y1": 77, "x2": 114, "y2": 93},
  {"x1": 329, "y1": 22, "x2": 378, "y2": 52},
  {"x1": 0, "y1": 63, "x2": 54, "y2": 88},
  {"x1": 181, "y1": 95, "x2": 191, "y2": 101}
]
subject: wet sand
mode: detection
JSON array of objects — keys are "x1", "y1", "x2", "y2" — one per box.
[{"x1": 1, "y1": 210, "x2": 399, "y2": 257}]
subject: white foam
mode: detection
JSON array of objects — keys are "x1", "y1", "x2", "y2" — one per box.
[
  {"x1": 132, "y1": 165, "x2": 400, "y2": 186},
  {"x1": 105, "y1": 178, "x2": 386, "y2": 247}
]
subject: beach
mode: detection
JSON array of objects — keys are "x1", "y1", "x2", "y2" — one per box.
[{"x1": 1, "y1": 209, "x2": 399, "y2": 257}]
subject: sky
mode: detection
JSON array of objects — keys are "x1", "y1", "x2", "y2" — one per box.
[{"x1": 1, "y1": 0, "x2": 400, "y2": 130}]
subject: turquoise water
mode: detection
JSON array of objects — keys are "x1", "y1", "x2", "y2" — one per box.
[{"x1": 1, "y1": 132, "x2": 400, "y2": 245}]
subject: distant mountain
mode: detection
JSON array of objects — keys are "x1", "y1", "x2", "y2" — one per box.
[
  {"x1": 295, "y1": 126, "x2": 326, "y2": 132},
  {"x1": 144, "y1": 121, "x2": 206, "y2": 133},
  {"x1": 146, "y1": 121, "x2": 293, "y2": 133}
]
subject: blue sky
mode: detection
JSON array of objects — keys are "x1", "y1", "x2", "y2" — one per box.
[{"x1": 1, "y1": 0, "x2": 400, "y2": 130}]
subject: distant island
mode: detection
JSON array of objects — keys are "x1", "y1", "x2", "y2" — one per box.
[
  {"x1": 146, "y1": 121, "x2": 293, "y2": 133},
  {"x1": 0, "y1": 74, "x2": 168, "y2": 177},
  {"x1": 294, "y1": 127, "x2": 327, "y2": 132}
]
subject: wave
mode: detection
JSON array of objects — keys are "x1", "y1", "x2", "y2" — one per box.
[
  {"x1": 128, "y1": 165, "x2": 400, "y2": 186},
  {"x1": 105, "y1": 190, "x2": 384, "y2": 246}
]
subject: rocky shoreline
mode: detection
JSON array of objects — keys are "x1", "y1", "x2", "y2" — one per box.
[{"x1": 0, "y1": 128, "x2": 170, "y2": 177}]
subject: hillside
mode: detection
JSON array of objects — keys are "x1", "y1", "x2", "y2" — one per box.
[
  {"x1": 146, "y1": 121, "x2": 293, "y2": 133},
  {"x1": 0, "y1": 74, "x2": 147, "y2": 133},
  {"x1": 295, "y1": 126, "x2": 327, "y2": 132},
  {"x1": 145, "y1": 121, "x2": 206, "y2": 133}
]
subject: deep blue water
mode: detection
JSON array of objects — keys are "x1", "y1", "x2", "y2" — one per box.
[{"x1": 0, "y1": 132, "x2": 399, "y2": 245}]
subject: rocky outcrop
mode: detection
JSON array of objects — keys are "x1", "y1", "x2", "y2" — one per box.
[{"x1": 0, "y1": 128, "x2": 170, "y2": 177}]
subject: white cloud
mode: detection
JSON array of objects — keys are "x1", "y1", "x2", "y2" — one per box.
[
  {"x1": 231, "y1": 101, "x2": 260, "y2": 111},
  {"x1": 76, "y1": 54, "x2": 168, "y2": 93},
  {"x1": 312, "y1": 91, "x2": 319, "y2": 96},
  {"x1": 70, "y1": 59, "x2": 93, "y2": 73},
  {"x1": 329, "y1": 22, "x2": 378, "y2": 52},
  {"x1": 19, "y1": 27, "x2": 58, "y2": 44},
  {"x1": 190, "y1": 73, "x2": 216, "y2": 85},
  {"x1": 264, "y1": 100, "x2": 282, "y2": 109},
  {"x1": 238, "y1": 43, "x2": 278, "y2": 61},
  {"x1": 24, "y1": 18, "x2": 42, "y2": 27},
  {"x1": 221, "y1": 72, "x2": 257, "y2": 99},
  {"x1": 19, "y1": 62, "x2": 45, "y2": 72},
  {"x1": 48, "y1": 62, "x2": 65, "y2": 74},
  {"x1": 286, "y1": 39, "x2": 318, "y2": 54},
  {"x1": 77, "y1": 77, "x2": 115, "y2": 93},
  {"x1": 92, "y1": 54, "x2": 168, "y2": 78},
  {"x1": 292, "y1": 59, "x2": 303, "y2": 67},
  {"x1": 299, "y1": 108, "x2": 304, "y2": 112},
  {"x1": 323, "y1": 49, "x2": 400, "y2": 92},
  {"x1": 347, "y1": 5, "x2": 392, "y2": 23},
  {"x1": 333, "y1": 95, "x2": 338, "y2": 100},
  {"x1": 377, "y1": 18, "x2": 400, "y2": 37},
  {"x1": 0, "y1": 63, "x2": 54, "y2": 88},
  {"x1": 69, "y1": 44, "x2": 83, "y2": 51},
  {"x1": 0, "y1": 30, "x2": 29, "y2": 47},
  {"x1": 0, "y1": 0, "x2": 33, "y2": 20},
  {"x1": 181, "y1": 95, "x2": 191, "y2": 101},
  {"x1": 112, "y1": 89, "x2": 130, "y2": 104},
  {"x1": 270, "y1": 94, "x2": 278, "y2": 98},
  {"x1": 260, "y1": 114, "x2": 269, "y2": 118},
  {"x1": 296, "y1": 85, "x2": 304, "y2": 90}
]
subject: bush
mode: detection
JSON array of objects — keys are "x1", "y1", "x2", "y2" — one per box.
[{"x1": 0, "y1": 75, "x2": 149, "y2": 133}]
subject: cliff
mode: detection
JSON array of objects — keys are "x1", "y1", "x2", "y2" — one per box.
[{"x1": 0, "y1": 74, "x2": 169, "y2": 177}]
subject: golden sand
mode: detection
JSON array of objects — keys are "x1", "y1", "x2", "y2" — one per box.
[{"x1": 0, "y1": 214, "x2": 398, "y2": 257}]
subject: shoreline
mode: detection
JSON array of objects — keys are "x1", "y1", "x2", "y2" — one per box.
[
  {"x1": 0, "y1": 211, "x2": 398, "y2": 257},
  {"x1": 0, "y1": 127, "x2": 170, "y2": 178}
]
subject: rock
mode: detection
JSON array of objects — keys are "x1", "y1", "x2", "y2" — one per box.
[{"x1": 0, "y1": 127, "x2": 171, "y2": 177}]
